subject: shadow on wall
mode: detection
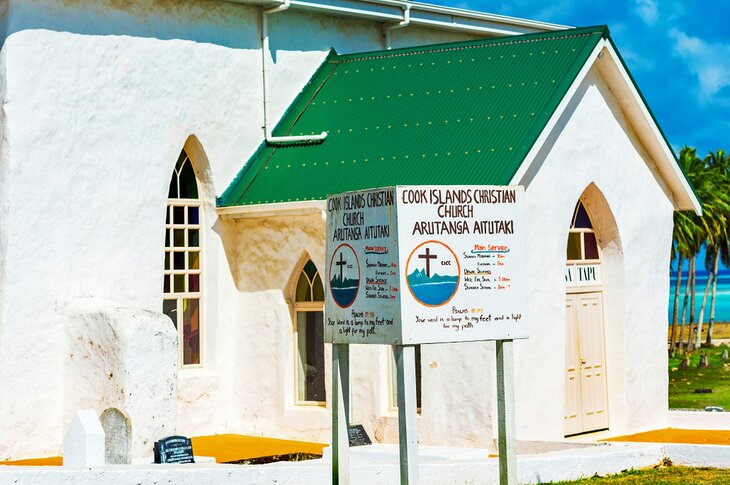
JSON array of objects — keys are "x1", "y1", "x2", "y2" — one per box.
[
  {"x1": 216, "y1": 214, "x2": 327, "y2": 293},
  {"x1": 6, "y1": 0, "x2": 260, "y2": 49},
  {"x1": 5, "y1": 0, "x2": 389, "y2": 53}
]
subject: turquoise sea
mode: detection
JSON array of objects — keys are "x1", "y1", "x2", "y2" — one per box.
[{"x1": 669, "y1": 269, "x2": 730, "y2": 323}]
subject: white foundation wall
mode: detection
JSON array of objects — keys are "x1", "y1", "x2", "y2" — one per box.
[
  {"x1": 515, "y1": 67, "x2": 674, "y2": 440},
  {"x1": 0, "y1": 0, "x2": 480, "y2": 459}
]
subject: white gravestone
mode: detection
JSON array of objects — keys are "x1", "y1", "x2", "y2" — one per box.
[
  {"x1": 325, "y1": 186, "x2": 528, "y2": 345},
  {"x1": 100, "y1": 408, "x2": 131, "y2": 465},
  {"x1": 63, "y1": 409, "x2": 105, "y2": 467}
]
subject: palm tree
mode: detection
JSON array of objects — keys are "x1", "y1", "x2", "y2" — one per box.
[
  {"x1": 672, "y1": 147, "x2": 730, "y2": 351},
  {"x1": 669, "y1": 212, "x2": 694, "y2": 353},
  {"x1": 704, "y1": 149, "x2": 730, "y2": 346}
]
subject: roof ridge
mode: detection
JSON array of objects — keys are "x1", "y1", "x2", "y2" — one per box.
[{"x1": 333, "y1": 25, "x2": 607, "y2": 64}]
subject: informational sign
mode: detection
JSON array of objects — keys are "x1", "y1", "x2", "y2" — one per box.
[{"x1": 325, "y1": 186, "x2": 528, "y2": 345}]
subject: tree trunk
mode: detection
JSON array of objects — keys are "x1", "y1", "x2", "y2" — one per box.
[
  {"x1": 670, "y1": 254, "x2": 684, "y2": 353},
  {"x1": 689, "y1": 257, "x2": 697, "y2": 350},
  {"x1": 694, "y1": 269, "x2": 713, "y2": 350},
  {"x1": 678, "y1": 258, "x2": 693, "y2": 351},
  {"x1": 706, "y1": 252, "x2": 720, "y2": 347}
]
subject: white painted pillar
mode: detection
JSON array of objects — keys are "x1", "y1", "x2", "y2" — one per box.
[
  {"x1": 395, "y1": 344, "x2": 419, "y2": 484},
  {"x1": 332, "y1": 343, "x2": 350, "y2": 484},
  {"x1": 496, "y1": 340, "x2": 517, "y2": 485}
]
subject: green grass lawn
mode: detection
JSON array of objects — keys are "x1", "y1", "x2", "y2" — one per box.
[
  {"x1": 669, "y1": 344, "x2": 730, "y2": 409},
  {"x1": 552, "y1": 466, "x2": 730, "y2": 484}
]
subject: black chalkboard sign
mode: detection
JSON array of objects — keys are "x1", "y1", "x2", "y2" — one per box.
[
  {"x1": 348, "y1": 425, "x2": 372, "y2": 447},
  {"x1": 154, "y1": 435, "x2": 195, "y2": 464}
]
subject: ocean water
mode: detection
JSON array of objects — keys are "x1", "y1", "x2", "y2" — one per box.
[
  {"x1": 410, "y1": 281, "x2": 458, "y2": 306},
  {"x1": 331, "y1": 287, "x2": 358, "y2": 307},
  {"x1": 668, "y1": 269, "x2": 730, "y2": 323}
]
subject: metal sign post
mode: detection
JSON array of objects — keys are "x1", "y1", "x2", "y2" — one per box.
[
  {"x1": 332, "y1": 343, "x2": 350, "y2": 484},
  {"x1": 395, "y1": 345, "x2": 419, "y2": 484},
  {"x1": 496, "y1": 339, "x2": 517, "y2": 485}
]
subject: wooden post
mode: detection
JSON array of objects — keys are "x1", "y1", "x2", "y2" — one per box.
[
  {"x1": 496, "y1": 339, "x2": 517, "y2": 485},
  {"x1": 332, "y1": 343, "x2": 350, "y2": 485},
  {"x1": 395, "y1": 344, "x2": 419, "y2": 485}
]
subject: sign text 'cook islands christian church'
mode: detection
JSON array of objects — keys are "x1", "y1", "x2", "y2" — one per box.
[{"x1": 325, "y1": 186, "x2": 528, "y2": 345}]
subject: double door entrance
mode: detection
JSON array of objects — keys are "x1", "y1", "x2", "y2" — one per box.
[{"x1": 564, "y1": 292, "x2": 609, "y2": 436}]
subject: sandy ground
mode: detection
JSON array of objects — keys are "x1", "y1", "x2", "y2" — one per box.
[{"x1": 668, "y1": 321, "x2": 730, "y2": 343}]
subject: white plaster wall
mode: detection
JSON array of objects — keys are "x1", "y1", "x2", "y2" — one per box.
[
  {"x1": 514, "y1": 67, "x2": 674, "y2": 441},
  {"x1": 0, "y1": 0, "x2": 480, "y2": 459},
  {"x1": 0, "y1": 0, "x2": 677, "y2": 459}
]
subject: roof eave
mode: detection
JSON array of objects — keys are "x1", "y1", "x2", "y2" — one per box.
[
  {"x1": 221, "y1": 0, "x2": 569, "y2": 37},
  {"x1": 217, "y1": 200, "x2": 327, "y2": 219}
]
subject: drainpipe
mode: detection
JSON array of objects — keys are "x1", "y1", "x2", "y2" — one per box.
[
  {"x1": 383, "y1": 4, "x2": 411, "y2": 50},
  {"x1": 261, "y1": 0, "x2": 328, "y2": 144}
]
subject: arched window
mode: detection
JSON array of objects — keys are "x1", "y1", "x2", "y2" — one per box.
[
  {"x1": 566, "y1": 201, "x2": 600, "y2": 262},
  {"x1": 294, "y1": 260, "x2": 325, "y2": 404},
  {"x1": 163, "y1": 149, "x2": 202, "y2": 367}
]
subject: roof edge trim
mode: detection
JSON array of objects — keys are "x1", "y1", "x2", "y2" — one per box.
[
  {"x1": 601, "y1": 39, "x2": 701, "y2": 215},
  {"x1": 223, "y1": 0, "x2": 570, "y2": 36},
  {"x1": 217, "y1": 200, "x2": 326, "y2": 219},
  {"x1": 510, "y1": 37, "x2": 701, "y2": 215}
]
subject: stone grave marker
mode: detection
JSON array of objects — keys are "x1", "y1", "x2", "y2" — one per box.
[
  {"x1": 100, "y1": 408, "x2": 131, "y2": 464},
  {"x1": 154, "y1": 435, "x2": 195, "y2": 464},
  {"x1": 63, "y1": 409, "x2": 105, "y2": 467}
]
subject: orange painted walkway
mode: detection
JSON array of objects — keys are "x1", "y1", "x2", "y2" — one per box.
[
  {"x1": 605, "y1": 428, "x2": 730, "y2": 445},
  {"x1": 190, "y1": 434, "x2": 327, "y2": 463},
  {"x1": 5, "y1": 430, "x2": 728, "y2": 466},
  {"x1": 0, "y1": 434, "x2": 327, "y2": 466}
]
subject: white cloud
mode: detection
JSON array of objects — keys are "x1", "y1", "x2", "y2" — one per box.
[
  {"x1": 669, "y1": 28, "x2": 730, "y2": 103},
  {"x1": 636, "y1": 0, "x2": 659, "y2": 24}
]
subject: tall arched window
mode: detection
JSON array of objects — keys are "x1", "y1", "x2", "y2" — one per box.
[
  {"x1": 294, "y1": 260, "x2": 326, "y2": 404},
  {"x1": 163, "y1": 149, "x2": 202, "y2": 367},
  {"x1": 566, "y1": 201, "x2": 600, "y2": 262}
]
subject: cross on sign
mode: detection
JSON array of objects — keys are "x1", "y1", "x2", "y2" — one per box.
[
  {"x1": 336, "y1": 252, "x2": 347, "y2": 281},
  {"x1": 418, "y1": 247, "x2": 438, "y2": 277}
]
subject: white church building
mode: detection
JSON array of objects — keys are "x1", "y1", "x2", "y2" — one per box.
[{"x1": 0, "y1": 0, "x2": 700, "y2": 461}]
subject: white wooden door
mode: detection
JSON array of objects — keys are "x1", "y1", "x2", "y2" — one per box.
[{"x1": 564, "y1": 292, "x2": 608, "y2": 435}]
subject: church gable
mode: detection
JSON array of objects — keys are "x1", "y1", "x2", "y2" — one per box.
[{"x1": 218, "y1": 26, "x2": 608, "y2": 207}]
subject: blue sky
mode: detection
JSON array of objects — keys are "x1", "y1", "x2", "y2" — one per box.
[{"x1": 430, "y1": 0, "x2": 730, "y2": 157}]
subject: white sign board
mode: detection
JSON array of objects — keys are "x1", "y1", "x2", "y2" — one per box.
[{"x1": 325, "y1": 186, "x2": 528, "y2": 345}]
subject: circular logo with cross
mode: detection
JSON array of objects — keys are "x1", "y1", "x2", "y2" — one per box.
[
  {"x1": 405, "y1": 240, "x2": 460, "y2": 307},
  {"x1": 329, "y1": 243, "x2": 360, "y2": 308}
]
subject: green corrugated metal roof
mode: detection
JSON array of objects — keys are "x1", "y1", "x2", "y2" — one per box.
[{"x1": 219, "y1": 26, "x2": 609, "y2": 207}]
